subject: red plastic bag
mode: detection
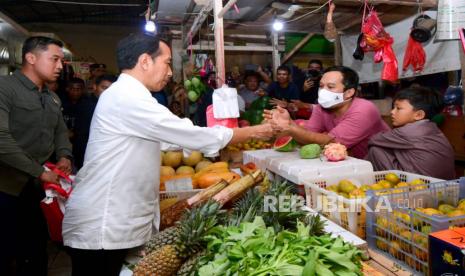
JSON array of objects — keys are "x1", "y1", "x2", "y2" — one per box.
[
  {"x1": 402, "y1": 36, "x2": 426, "y2": 73},
  {"x1": 361, "y1": 10, "x2": 399, "y2": 82},
  {"x1": 206, "y1": 104, "x2": 238, "y2": 128},
  {"x1": 40, "y1": 162, "x2": 73, "y2": 242}
]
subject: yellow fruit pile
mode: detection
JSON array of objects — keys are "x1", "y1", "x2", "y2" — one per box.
[
  {"x1": 226, "y1": 139, "x2": 272, "y2": 152},
  {"x1": 374, "y1": 199, "x2": 465, "y2": 271},
  {"x1": 375, "y1": 211, "x2": 430, "y2": 271},
  {"x1": 324, "y1": 173, "x2": 428, "y2": 198},
  {"x1": 160, "y1": 151, "x2": 215, "y2": 191}
]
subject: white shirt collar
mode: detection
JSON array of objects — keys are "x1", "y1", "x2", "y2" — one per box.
[{"x1": 118, "y1": 73, "x2": 151, "y2": 96}]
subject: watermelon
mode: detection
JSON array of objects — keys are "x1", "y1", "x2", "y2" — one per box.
[
  {"x1": 250, "y1": 96, "x2": 272, "y2": 110},
  {"x1": 273, "y1": 136, "x2": 297, "y2": 152},
  {"x1": 248, "y1": 109, "x2": 264, "y2": 125}
]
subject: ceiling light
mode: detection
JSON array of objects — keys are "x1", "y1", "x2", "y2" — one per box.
[
  {"x1": 144, "y1": 21, "x2": 156, "y2": 33},
  {"x1": 272, "y1": 20, "x2": 284, "y2": 31}
]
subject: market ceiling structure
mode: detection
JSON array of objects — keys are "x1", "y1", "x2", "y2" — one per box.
[{"x1": 0, "y1": 0, "x2": 437, "y2": 37}]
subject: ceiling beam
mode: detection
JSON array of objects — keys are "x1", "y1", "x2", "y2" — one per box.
[
  {"x1": 188, "y1": 44, "x2": 285, "y2": 52},
  {"x1": 281, "y1": 33, "x2": 315, "y2": 64},
  {"x1": 182, "y1": 0, "x2": 196, "y2": 24},
  {"x1": 297, "y1": 0, "x2": 437, "y2": 8},
  {"x1": 183, "y1": 1, "x2": 213, "y2": 48}
]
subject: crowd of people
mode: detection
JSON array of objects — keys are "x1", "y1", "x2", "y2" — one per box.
[{"x1": 0, "y1": 33, "x2": 457, "y2": 276}]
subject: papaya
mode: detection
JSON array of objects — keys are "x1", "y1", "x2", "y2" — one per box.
[
  {"x1": 240, "y1": 162, "x2": 258, "y2": 175},
  {"x1": 196, "y1": 172, "x2": 241, "y2": 189},
  {"x1": 192, "y1": 162, "x2": 229, "y2": 182}
]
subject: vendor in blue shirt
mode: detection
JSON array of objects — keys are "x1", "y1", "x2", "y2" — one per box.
[{"x1": 264, "y1": 65, "x2": 300, "y2": 107}]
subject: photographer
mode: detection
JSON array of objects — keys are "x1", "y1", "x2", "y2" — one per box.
[{"x1": 301, "y1": 59, "x2": 323, "y2": 104}]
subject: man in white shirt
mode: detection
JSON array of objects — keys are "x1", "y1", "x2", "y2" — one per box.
[{"x1": 62, "y1": 33, "x2": 273, "y2": 275}]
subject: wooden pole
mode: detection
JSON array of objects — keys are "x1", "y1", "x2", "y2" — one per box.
[
  {"x1": 281, "y1": 33, "x2": 314, "y2": 64},
  {"x1": 214, "y1": 0, "x2": 226, "y2": 87},
  {"x1": 271, "y1": 31, "x2": 281, "y2": 81},
  {"x1": 334, "y1": 34, "x2": 343, "y2": 66},
  {"x1": 218, "y1": 0, "x2": 237, "y2": 18},
  {"x1": 460, "y1": 40, "x2": 465, "y2": 114}
]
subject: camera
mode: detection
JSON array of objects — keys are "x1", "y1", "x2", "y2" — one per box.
[{"x1": 305, "y1": 70, "x2": 321, "y2": 81}]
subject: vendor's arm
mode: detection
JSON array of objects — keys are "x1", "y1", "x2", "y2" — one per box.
[{"x1": 265, "y1": 106, "x2": 331, "y2": 145}]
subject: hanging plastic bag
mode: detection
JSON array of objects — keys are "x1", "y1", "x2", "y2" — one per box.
[
  {"x1": 361, "y1": 10, "x2": 399, "y2": 82},
  {"x1": 40, "y1": 162, "x2": 74, "y2": 242},
  {"x1": 212, "y1": 85, "x2": 240, "y2": 119},
  {"x1": 402, "y1": 36, "x2": 426, "y2": 73}
]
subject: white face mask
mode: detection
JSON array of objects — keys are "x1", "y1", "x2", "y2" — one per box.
[{"x1": 318, "y1": 88, "x2": 346, "y2": 109}]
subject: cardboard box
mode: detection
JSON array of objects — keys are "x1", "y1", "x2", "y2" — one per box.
[{"x1": 429, "y1": 227, "x2": 465, "y2": 275}]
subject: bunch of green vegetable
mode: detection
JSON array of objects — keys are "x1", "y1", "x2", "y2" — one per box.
[
  {"x1": 184, "y1": 76, "x2": 207, "y2": 102},
  {"x1": 197, "y1": 217, "x2": 365, "y2": 276}
]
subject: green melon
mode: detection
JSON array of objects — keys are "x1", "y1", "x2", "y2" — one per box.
[
  {"x1": 273, "y1": 136, "x2": 297, "y2": 152},
  {"x1": 300, "y1": 144, "x2": 321, "y2": 159}
]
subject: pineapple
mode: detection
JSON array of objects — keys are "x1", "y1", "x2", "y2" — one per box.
[
  {"x1": 302, "y1": 213, "x2": 327, "y2": 236},
  {"x1": 176, "y1": 250, "x2": 206, "y2": 276},
  {"x1": 144, "y1": 226, "x2": 180, "y2": 255},
  {"x1": 134, "y1": 245, "x2": 182, "y2": 276},
  {"x1": 133, "y1": 200, "x2": 222, "y2": 276}
]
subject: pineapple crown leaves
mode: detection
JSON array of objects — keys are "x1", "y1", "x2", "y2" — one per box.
[
  {"x1": 175, "y1": 200, "x2": 224, "y2": 257},
  {"x1": 301, "y1": 213, "x2": 327, "y2": 237}
]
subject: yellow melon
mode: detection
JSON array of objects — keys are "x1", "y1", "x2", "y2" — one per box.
[
  {"x1": 182, "y1": 151, "x2": 203, "y2": 166},
  {"x1": 163, "y1": 151, "x2": 183, "y2": 168}
]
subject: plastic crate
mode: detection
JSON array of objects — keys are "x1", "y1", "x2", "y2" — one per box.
[
  {"x1": 302, "y1": 170, "x2": 443, "y2": 239},
  {"x1": 366, "y1": 178, "x2": 465, "y2": 275}
]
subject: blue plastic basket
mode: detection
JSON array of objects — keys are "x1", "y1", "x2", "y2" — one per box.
[{"x1": 366, "y1": 178, "x2": 465, "y2": 275}]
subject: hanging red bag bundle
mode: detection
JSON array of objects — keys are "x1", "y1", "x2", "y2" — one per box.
[
  {"x1": 402, "y1": 36, "x2": 426, "y2": 73},
  {"x1": 361, "y1": 10, "x2": 399, "y2": 82}
]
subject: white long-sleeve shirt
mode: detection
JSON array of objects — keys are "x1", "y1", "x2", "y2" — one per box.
[{"x1": 62, "y1": 73, "x2": 233, "y2": 250}]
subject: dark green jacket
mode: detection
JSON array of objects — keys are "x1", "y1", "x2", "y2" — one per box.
[{"x1": 0, "y1": 71, "x2": 72, "y2": 196}]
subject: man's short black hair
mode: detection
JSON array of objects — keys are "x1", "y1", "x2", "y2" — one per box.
[
  {"x1": 244, "y1": 72, "x2": 260, "y2": 81},
  {"x1": 22, "y1": 36, "x2": 63, "y2": 63},
  {"x1": 95, "y1": 74, "x2": 117, "y2": 85},
  {"x1": 324, "y1": 66, "x2": 359, "y2": 91},
  {"x1": 277, "y1": 65, "x2": 290, "y2": 74},
  {"x1": 394, "y1": 86, "x2": 444, "y2": 120},
  {"x1": 67, "y1": 77, "x2": 85, "y2": 87},
  {"x1": 116, "y1": 33, "x2": 166, "y2": 71},
  {"x1": 308, "y1": 59, "x2": 323, "y2": 68}
]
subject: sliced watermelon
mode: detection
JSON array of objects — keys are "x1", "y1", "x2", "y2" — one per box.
[{"x1": 273, "y1": 136, "x2": 297, "y2": 152}]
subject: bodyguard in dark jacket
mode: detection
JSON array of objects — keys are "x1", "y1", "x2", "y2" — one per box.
[{"x1": 0, "y1": 36, "x2": 72, "y2": 276}]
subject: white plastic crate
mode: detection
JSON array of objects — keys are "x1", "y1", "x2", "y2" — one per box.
[
  {"x1": 242, "y1": 149, "x2": 293, "y2": 171},
  {"x1": 302, "y1": 170, "x2": 444, "y2": 239},
  {"x1": 244, "y1": 149, "x2": 373, "y2": 184}
]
